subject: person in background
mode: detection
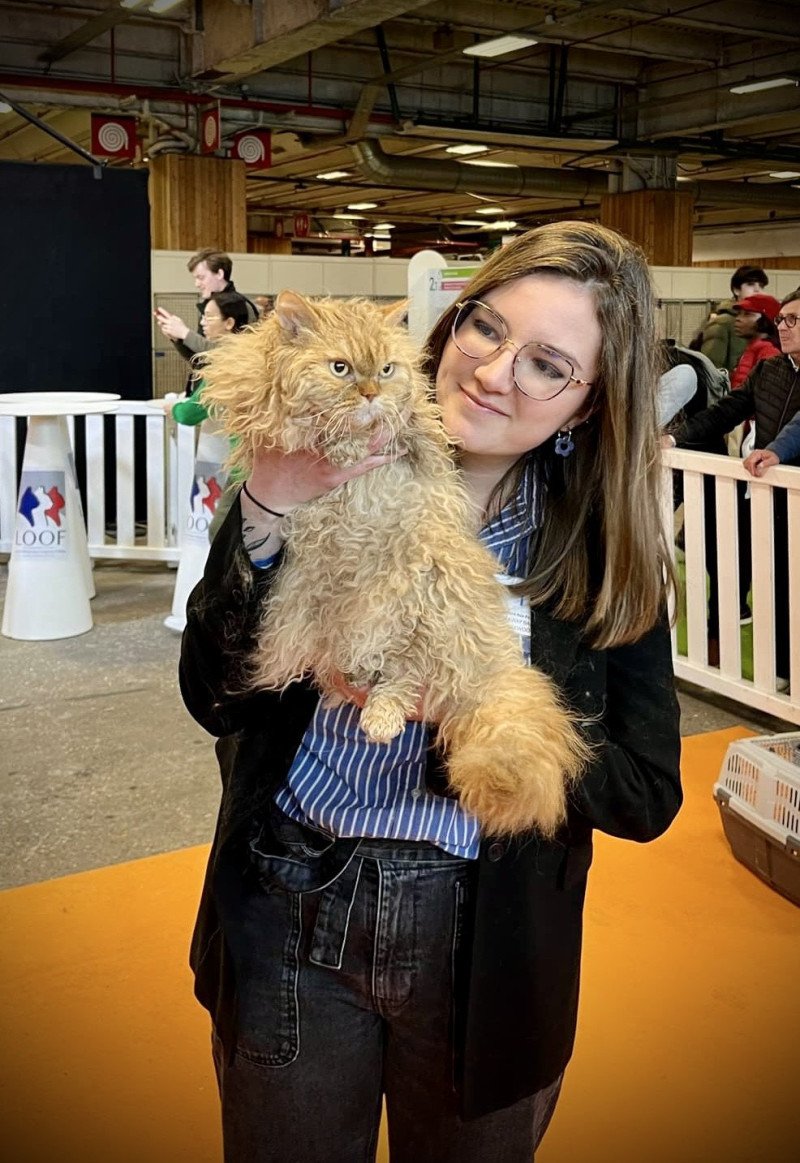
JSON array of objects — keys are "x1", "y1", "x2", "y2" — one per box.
[
  {"x1": 164, "y1": 291, "x2": 251, "y2": 539},
  {"x1": 180, "y1": 223, "x2": 682, "y2": 1163},
  {"x1": 667, "y1": 288, "x2": 800, "y2": 686},
  {"x1": 697, "y1": 265, "x2": 769, "y2": 372},
  {"x1": 154, "y1": 249, "x2": 258, "y2": 389},
  {"x1": 743, "y1": 297, "x2": 800, "y2": 477},
  {"x1": 730, "y1": 294, "x2": 781, "y2": 390}
]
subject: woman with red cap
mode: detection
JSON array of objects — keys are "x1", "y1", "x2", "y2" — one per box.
[{"x1": 731, "y1": 293, "x2": 781, "y2": 389}]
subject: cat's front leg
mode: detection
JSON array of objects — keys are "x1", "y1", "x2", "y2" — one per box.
[{"x1": 360, "y1": 675, "x2": 422, "y2": 744}]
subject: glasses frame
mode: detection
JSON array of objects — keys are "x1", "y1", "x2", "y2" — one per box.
[
  {"x1": 451, "y1": 298, "x2": 594, "y2": 401},
  {"x1": 775, "y1": 313, "x2": 799, "y2": 328}
]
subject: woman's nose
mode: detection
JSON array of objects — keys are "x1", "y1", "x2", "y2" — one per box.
[{"x1": 473, "y1": 342, "x2": 516, "y2": 391}]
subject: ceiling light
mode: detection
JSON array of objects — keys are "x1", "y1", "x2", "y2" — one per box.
[
  {"x1": 445, "y1": 144, "x2": 489, "y2": 156},
  {"x1": 0, "y1": 101, "x2": 12, "y2": 113},
  {"x1": 332, "y1": 212, "x2": 365, "y2": 220},
  {"x1": 482, "y1": 220, "x2": 518, "y2": 230},
  {"x1": 474, "y1": 206, "x2": 506, "y2": 215},
  {"x1": 453, "y1": 219, "x2": 487, "y2": 226},
  {"x1": 119, "y1": 0, "x2": 148, "y2": 8},
  {"x1": 729, "y1": 77, "x2": 797, "y2": 94},
  {"x1": 373, "y1": 222, "x2": 395, "y2": 230},
  {"x1": 769, "y1": 171, "x2": 800, "y2": 179},
  {"x1": 148, "y1": 0, "x2": 185, "y2": 12},
  {"x1": 316, "y1": 170, "x2": 351, "y2": 180},
  {"x1": 676, "y1": 176, "x2": 693, "y2": 182},
  {"x1": 347, "y1": 201, "x2": 378, "y2": 210},
  {"x1": 464, "y1": 35, "x2": 538, "y2": 58},
  {"x1": 461, "y1": 159, "x2": 518, "y2": 169}
]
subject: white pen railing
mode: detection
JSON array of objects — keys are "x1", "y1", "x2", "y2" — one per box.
[{"x1": 1, "y1": 408, "x2": 798, "y2": 723}]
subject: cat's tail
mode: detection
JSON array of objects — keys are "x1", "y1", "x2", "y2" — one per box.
[{"x1": 437, "y1": 666, "x2": 591, "y2": 837}]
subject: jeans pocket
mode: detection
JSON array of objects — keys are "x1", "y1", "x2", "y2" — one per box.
[{"x1": 234, "y1": 888, "x2": 302, "y2": 1068}]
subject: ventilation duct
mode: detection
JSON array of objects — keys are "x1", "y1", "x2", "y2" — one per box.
[{"x1": 352, "y1": 140, "x2": 607, "y2": 200}]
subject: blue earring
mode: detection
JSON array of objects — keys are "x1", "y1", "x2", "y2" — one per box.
[{"x1": 554, "y1": 427, "x2": 575, "y2": 457}]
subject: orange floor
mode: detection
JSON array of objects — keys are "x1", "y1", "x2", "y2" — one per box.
[{"x1": 1, "y1": 727, "x2": 798, "y2": 1163}]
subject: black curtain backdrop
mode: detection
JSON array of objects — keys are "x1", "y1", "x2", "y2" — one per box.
[
  {"x1": 0, "y1": 161, "x2": 153, "y2": 523},
  {"x1": 0, "y1": 160, "x2": 151, "y2": 399}
]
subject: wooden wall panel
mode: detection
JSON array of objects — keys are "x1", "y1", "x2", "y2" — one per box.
[
  {"x1": 693, "y1": 256, "x2": 800, "y2": 269},
  {"x1": 148, "y1": 154, "x2": 246, "y2": 252},
  {"x1": 600, "y1": 190, "x2": 694, "y2": 265}
]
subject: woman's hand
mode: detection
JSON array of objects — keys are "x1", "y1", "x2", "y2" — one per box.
[
  {"x1": 245, "y1": 430, "x2": 406, "y2": 515},
  {"x1": 154, "y1": 307, "x2": 190, "y2": 343},
  {"x1": 743, "y1": 448, "x2": 779, "y2": 477}
]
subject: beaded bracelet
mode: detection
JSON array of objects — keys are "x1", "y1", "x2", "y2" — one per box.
[{"x1": 241, "y1": 482, "x2": 286, "y2": 518}]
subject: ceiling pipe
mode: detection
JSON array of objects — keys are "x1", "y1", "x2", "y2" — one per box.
[
  {"x1": 352, "y1": 139, "x2": 608, "y2": 199},
  {"x1": 354, "y1": 140, "x2": 800, "y2": 210}
]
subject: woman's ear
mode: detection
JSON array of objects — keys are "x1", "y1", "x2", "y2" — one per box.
[{"x1": 275, "y1": 290, "x2": 320, "y2": 337}]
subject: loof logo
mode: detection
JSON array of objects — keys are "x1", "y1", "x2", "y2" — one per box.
[
  {"x1": 185, "y1": 463, "x2": 227, "y2": 540},
  {"x1": 15, "y1": 472, "x2": 68, "y2": 554}
]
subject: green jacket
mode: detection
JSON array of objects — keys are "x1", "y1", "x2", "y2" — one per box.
[{"x1": 700, "y1": 299, "x2": 747, "y2": 372}]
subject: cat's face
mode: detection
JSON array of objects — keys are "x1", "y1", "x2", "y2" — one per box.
[{"x1": 272, "y1": 294, "x2": 421, "y2": 458}]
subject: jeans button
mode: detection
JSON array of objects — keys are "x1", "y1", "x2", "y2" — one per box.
[{"x1": 487, "y1": 841, "x2": 506, "y2": 862}]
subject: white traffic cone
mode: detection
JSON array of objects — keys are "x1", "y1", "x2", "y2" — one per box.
[
  {"x1": 2, "y1": 413, "x2": 93, "y2": 640},
  {"x1": 164, "y1": 420, "x2": 230, "y2": 633}
]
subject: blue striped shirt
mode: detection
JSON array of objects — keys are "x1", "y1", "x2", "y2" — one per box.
[{"x1": 273, "y1": 468, "x2": 537, "y2": 858}]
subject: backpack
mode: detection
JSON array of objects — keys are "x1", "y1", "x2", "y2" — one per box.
[{"x1": 665, "y1": 341, "x2": 730, "y2": 412}]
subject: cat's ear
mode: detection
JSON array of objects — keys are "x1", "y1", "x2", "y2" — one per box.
[
  {"x1": 379, "y1": 299, "x2": 409, "y2": 328},
  {"x1": 274, "y1": 291, "x2": 320, "y2": 338}
]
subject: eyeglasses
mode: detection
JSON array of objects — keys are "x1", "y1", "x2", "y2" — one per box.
[
  {"x1": 775, "y1": 313, "x2": 798, "y2": 328},
  {"x1": 451, "y1": 299, "x2": 594, "y2": 401}
]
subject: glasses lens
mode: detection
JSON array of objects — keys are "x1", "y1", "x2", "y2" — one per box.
[
  {"x1": 453, "y1": 300, "x2": 506, "y2": 358},
  {"x1": 514, "y1": 344, "x2": 573, "y2": 400},
  {"x1": 776, "y1": 313, "x2": 798, "y2": 328}
]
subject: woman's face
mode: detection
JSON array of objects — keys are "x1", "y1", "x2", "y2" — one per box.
[
  {"x1": 734, "y1": 310, "x2": 760, "y2": 338},
  {"x1": 201, "y1": 300, "x2": 232, "y2": 340},
  {"x1": 435, "y1": 274, "x2": 601, "y2": 475}
]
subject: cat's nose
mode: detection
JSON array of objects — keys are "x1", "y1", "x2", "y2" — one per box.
[{"x1": 359, "y1": 381, "x2": 380, "y2": 400}]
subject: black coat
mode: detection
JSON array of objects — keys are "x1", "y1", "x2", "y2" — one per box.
[
  {"x1": 676, "y1": 355, "x2": 800, "y2": 461},
  {"x1": 180, "y1": 499, "x2": 682, "y2": 1119}
]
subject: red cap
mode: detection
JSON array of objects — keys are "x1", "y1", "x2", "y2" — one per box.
[{"x1": 735, "y1": 293, "x2": 781, "y2": 321}]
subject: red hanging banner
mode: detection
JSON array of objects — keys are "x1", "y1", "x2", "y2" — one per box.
[
  {"x1": 90, "y1": 114, "x2": 137, "y2": 160},
  {"x1": 231, "y1": 129, "x2": 272, "y2": 169},
  {"x1": 199, "y1": 106, "x2": 221, "y2": 154}
]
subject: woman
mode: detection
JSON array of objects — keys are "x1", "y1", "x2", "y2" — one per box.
[
  {"x1": 730, "y1": 293, "x2": 781, "y2": 390},
  {"x1": 180, "y1": 223, "x2": 682, "y2": 1162},
  {"x1": 167, "y1": 291, "x2": 251, "y2": 424}
]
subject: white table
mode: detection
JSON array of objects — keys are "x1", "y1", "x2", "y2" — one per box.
[{"x1": 0, "y1": 393, "x2": 119, "y2": 640}]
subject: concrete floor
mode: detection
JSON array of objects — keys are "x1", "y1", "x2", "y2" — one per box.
[{"x1": 0, "y1": 559, "x2": 793, "y2": 890}]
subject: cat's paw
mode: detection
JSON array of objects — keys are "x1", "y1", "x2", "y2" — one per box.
[{"x1": 360, "y1": 695, "x2": 406, "y2": 743}]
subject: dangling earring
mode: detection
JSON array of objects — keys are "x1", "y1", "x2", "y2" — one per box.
[{"x1": 554, "y1": 427, "x2": 575, "y2": 457}]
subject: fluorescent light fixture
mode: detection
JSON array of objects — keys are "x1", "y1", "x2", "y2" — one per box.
[
  {"x1": 332, "y1": 212, "x2": 366, "y2": 220},
  {"x1": 482, "y1": 220, "x2": 517, "y2": 230},
  {"x1": 148, "y1": 0, "x2": 186, "y2": 12},
  {"x1": 445, "y1": 143, "x2": 489, "y2": 156},
  {"x1": 347, "y1": 201, "x2": 377, "y2": 210},
  {"x1": 474, "y1": 206, "x2": 506, "y2": 215},
  {"x1": 316, "y1": 170, "x2": 351, "y2": 180},
  {"x1": 453, "y1": 219, "x2": 487, "y2": 226},
  {"x1": 373, "y1": 222, "x2": 395, "y2": 230},
  {"x1": 461, "y1": 159, "x2": 518, "y2": 169},
  {"x1": 769, "y1": 171, "x2": 800, "y2": 179},
  {"x1": 119, "y1": 1, "x2": 146, "y2": 9},
  {"x1": 464, "y1": 35, "x2": 538, "y2": 58},
  {"x1": 729, "y1": 77, "x2": 797, "y2": 94},
  {"x1": 0, "y1": 101, "x2": 12, "y2": 113}
]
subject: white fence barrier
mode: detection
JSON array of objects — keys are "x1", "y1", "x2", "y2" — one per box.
[
  {"x1": 0, "y1": 401, "x2": 197, "y2": 563},
  {"x1": 663, "y1": 447, "x2": 799, "y2": 725},
  {"x1": 1, "y1": 406, "x2": 798, "y2": 723}
]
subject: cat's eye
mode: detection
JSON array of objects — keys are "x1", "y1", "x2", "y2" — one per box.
[
  {"x1": 379, "y1": 363, "x2": 395, "y2": 378},
  {"x1": 329, "y1": 359, "x2": 352, "y2": 377}
]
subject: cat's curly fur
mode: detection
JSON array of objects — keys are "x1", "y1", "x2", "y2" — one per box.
[{"x1": 200, "y1": 291, "x2": 589, "y2": 837}]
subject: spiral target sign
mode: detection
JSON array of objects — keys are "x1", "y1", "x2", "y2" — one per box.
[
  {"x1": 232, "y1": 129, "x2": 272, "y2": 169},
  {"x1": 90, "y1": 114, "x2": 137, "y2": 160}
]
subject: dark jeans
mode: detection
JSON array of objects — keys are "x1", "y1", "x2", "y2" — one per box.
[{"x1": 212, "y1": 824, "x2": 563, "y2": 1163}]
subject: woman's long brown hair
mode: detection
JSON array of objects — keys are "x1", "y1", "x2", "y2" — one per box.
[{"x1": 423, "y1": 222, "x2": 673, "y2": 649}]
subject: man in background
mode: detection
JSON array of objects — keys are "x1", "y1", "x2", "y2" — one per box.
[{"x1": 154, "y1": 248, "x2": 258, "y2": 374}]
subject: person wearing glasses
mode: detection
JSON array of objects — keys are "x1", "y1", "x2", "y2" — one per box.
[
  {"x1": 180, "y1": 223, "x2": 682, "y2": 1162},
  {"x1": 743, "y1": 296, "x2": 800, "y2": 475},
  {"x1": 667, "y1": 289, "x2": 800, "y2": 688}
]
